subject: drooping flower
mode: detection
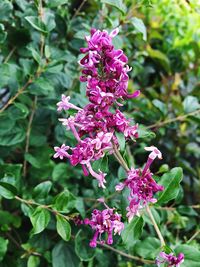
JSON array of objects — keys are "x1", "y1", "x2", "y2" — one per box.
[
  {"x1": 84, "y1": 205, "x2": 124, "y2": 247},
  {"x1": 156, "y1": 252, "x2": 184, "y2": 267},
  {"x1": 115, "y1": 146, "x2": 164, "y2": 221}
]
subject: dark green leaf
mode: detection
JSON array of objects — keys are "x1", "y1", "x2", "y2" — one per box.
[{"x1": 52, "y1": 241, "x2": 79, "y2": 267}]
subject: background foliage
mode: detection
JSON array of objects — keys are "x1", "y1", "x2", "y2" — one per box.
[{"x1": 0, "y1": 0, "x2": 200, "y2": 266}]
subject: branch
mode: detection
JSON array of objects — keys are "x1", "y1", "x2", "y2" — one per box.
[
  {"x1": 146, "y1": 205, "x2": 166, "y2": 247},
  {"x1": 98, "y1": 242, "x2": 154, "y2": 264},
  {"x1": 23, "y1": 96, "x2": 38, "y2": 177},
  {"x1": 147, "y1": 109, "x2": 200, "y2": 129},
  {"x1": 71, "y1": 0, "x2": 87, "y2": 20}
]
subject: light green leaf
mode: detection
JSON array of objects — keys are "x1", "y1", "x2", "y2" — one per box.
[
  {"x1": 0, "y1": 182, "x2": 17, "y2": 199},
  {"x1": 30, "y1": 207, "x2": 50, "y2": 234},
  {"x1": 25, "y1": 16, "x2": 47, "y2": 33},
  {"x1": 175, "y1": 245, "x2": 200, "y2": 267},
  {"x1": 130, "y1": 17, "x2": 147, "y2": 41},
  {"x1": 183, "y1": 96, "x2": 200, "y2": 114},
  {"x1": 157, "y1": 167, "x2": 183, "y2": 205},
  {"x1": 101, "y1": 0, "x2": 126, "y2": 14},
  {"x1": 135, "y1": 237, "x2": 160, "y2": 259},
  {"x1": 116, "y1": 132, "x2": 126, "y2": 151},
  {"x1": 33, "y1": 181, "x2": 52, "y2": 199},
  {"x1": 27, "y1": 255, "x2": 40, "y2": 267},
  {"x1": 122, "y1": 216, "x2": 144, "y2": 249},
  {"x1": 56, "y1": 215, "x2": 71, "y2": 241},
  {"x1": 0, "y1": 237, "x2": 8, "y2": 261}
]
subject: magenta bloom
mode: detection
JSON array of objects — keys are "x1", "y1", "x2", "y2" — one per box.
[
  {"x1": 79, "y1": 28, "x2": 140, "y2": 102},
  {"x1": 156, "y1": 252, "x2": 184, "y2": 267},
  {"x1": 84, "y1": 206, "x2": 124, "y2": 248},
  {"x1": 115, "y1": 146, "x2": 164, "y2": 221}
]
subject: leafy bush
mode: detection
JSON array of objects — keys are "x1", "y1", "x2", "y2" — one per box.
[{"x1": 0, "y1": 0, "x2": 199, "y2": 266}]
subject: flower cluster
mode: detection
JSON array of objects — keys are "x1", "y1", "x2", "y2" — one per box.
[
  {"x1": 116, "y1": 146, "x2": 164, "y2": 221},
  {"x1": 156, "y1": 252, "x2": 184, "y2": 267},
  {"x1": 54, "y1": 28, "x2": 184, "y2": 263},
  {"x1": 84, "y1": 204, "x2": 124, "y2": 248},
  {"x1": 54, "y1": 28, "x2": 139, "y2": 188}
]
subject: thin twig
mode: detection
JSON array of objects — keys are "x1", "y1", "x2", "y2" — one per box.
[
  {"x1": 23, "y1": 96, "x2": 38, "y2": 177},
  {"x1": 112, "y1": 142, "x2": 130, "y2": 172},
  {"x1": 15, "y1": 196, "x2": 70, "y2": 220},
  {"x1": 98, "y1": 242, "x2": 154, "y2": 264},
  {"x1": 146, "y1": 205, "x2": 166, "y2": 247},
  {"x1": 187, "y1": 229, "x2": 200, "y2": 244},
  {"x1": 3, "y1": 46, "x2": 17, "y2": 63},
  {"x1": 71, "y1": 0, "x2": 87, "y2": 20},
  {"x1": 0, "y1": 79, "x2": 33, "y2": 113},
  {"x1": 147, "y1": 109, "x2": 200, "y2": 129}
]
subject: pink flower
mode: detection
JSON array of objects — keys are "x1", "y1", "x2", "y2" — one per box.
[
  {"x1": 53, "y1": 144, "x2": 70, "y2": 160},
  {"x1": 156, "y1": 252, "x2": 184, "y2": 267},
  {"x1": 145, "y1": 146, "x2": 162, "y2": 160},
  {"x1": 115, "y1": 147, "x2": 164, "y2": 221},
  {"x1": 84, "y1": 205, "x2": 124, "y2": 248},
  {"x1": 57, "y1": 95, "x2": 82, "y2": 112}
]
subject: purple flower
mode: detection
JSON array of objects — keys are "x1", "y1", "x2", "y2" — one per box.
[
  {"x1": 53, "y1": 144, "x2": 70, "y2": 160},
  {"x1": 84, "y1": 205, "x2": 124, "y2": 247},
  {"x1": 115, "y1": 146, "x2": 164, "y2": 221},
  {"x1": 57, "y1": 95, "x2": 82, "y2": 112},
  {"x1": 79, "y1": 28, "x2": 140, "y2": 101},
  {"x1": 156, "y1": 252, "x2": 184, "y2": 267}
]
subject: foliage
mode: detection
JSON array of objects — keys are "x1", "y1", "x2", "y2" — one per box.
[{"x1": 0, "y1": 0, "x2": 199, "y2": 266}]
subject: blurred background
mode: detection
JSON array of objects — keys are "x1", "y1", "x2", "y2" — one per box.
[{"x1": 0, "y1": 0, "x2": 199, "y2": 266}]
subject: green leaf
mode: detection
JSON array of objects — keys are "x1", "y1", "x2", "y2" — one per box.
[
  {"x1": 130, "y1": 17, "x2": 147, "y2": 41},
  {"x1": 14, "y1": 102, "x2": 29, "y2": 118},
  {"x1": 175, "y1": 245, "x2": 200, "y2": 267},
  {"x1": 53, "y1": 190, "x2": 76, "y2": 213},
  {"x1": 0, "y1": 23, "x2": 7, "y2": 43},
  {"x1": 115, "y1": 132, "x2": 126, "y2": 151},
  {"x1": 30, "y1": 206, "x2": 50, "y2": 234},
  {"x1": 31, "y1": 77, "x2": 54, "y2": 96},
  {"x1": 33, "y1": 181, "x2": 52, "y2": 199},
  {"x1": 157, "y1": 167, "x2": 183, "y2": 205},
  {"x1": 152, "y1": 99, "x2": 167, "y2": 116},
  {"x1": 138, "y1": 125, "x2": 156, "y2": 140},
  {"x1": 147, "y1": 45, "x2": 170, "y2": 72},
  {"x1": 101, "y1": 0, "x2": 126, "y2": 14},
  {"x1": 121, "y1": 216, "x2": 144, "y2": 249},
  {"x1": 46, "y1": 0, "x2": 69, "y2": 8},
  {"x1": 0, "y1": 126, "x2": 26, "y2": 146},
  {"x1": 56, "y1": 215, "x2": 71, "y2": 241},
  {"x1": 183, "y1": 96, "x2": 200, "y2": 113},
  {"x1": 52, "y1": 163, "x2": 68, "y2": 181},
  {"x1": 75, "y1": 230, "x2": 95, "y2": 261},
  {"x1": 25, "y1": 16, "x2": 47, "y2": 33},
  {"x1": 135, "y1": 237, "x2": 160, "y2": 259},
  {"x1": 27, "y1": 255, "x2": 40, "y2": 267},
  {"x1": 0, "y1": 1, "x2": 13, "y2": 21},
  {"x1": 0, "y1": 182, "x2": 17, "y2": 199},
  {"x1": 0, "y1": 237, "x2": 8, "y2": 261},
  {"x1": 52, "y1": 241, "x2": 79, "y2": 267}
]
